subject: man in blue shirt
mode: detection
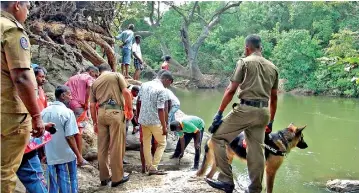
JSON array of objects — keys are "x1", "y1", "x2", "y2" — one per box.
[
  {"x1": 116, "y1": 24, "x2": 135, "y2": 77},
  {"x1": 42, "y1": 85, "x2": 86, "y2": 193}
]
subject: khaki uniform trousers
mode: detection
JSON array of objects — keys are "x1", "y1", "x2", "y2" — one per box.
[
  {"x1": 97, "y1": 108, "x2": 126, "y2": 182},
  {"x1": 1, "y1": 113, "x2": 31, "y2": 193},
  {"x1": 142, "y1": 124, "x2": 166, "y2": 171},
  {"x1": 212, "y1": 104, "x2": 269, "y2": 193}
]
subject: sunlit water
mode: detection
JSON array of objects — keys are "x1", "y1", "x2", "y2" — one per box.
[{"x1": 173, "y1": 88, "x2": 359, "y2": 193}]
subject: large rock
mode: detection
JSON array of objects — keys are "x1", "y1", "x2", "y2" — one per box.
[
  {"x1": 173, "y1": 74, "x2": 229, "y2": 89},
  {"x1": 326, "y1": 179, "x2": 359, "y2": 192}
]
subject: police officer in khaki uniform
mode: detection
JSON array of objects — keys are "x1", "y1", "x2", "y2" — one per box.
[
  {"x1": 1, "y1": 2, "x2": 46, "y2": 192},
  {"x1": 205, "y1": 35, "x2": 279, "y2": 193},
  {"x1": 90, "y1": 63, "x2": 133, "y2": 187}
]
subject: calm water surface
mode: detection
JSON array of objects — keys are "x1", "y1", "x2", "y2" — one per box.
[{"x1": 172, "y1": 88, "x2": 359, "y2": 193}]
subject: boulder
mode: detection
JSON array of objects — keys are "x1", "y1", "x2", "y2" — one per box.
[{"x1": 326, "y1": 179, "x2": 359, "y2": 192}]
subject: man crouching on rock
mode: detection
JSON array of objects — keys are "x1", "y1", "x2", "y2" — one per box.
[
  {"x1": 169, "y1": 115, "x2": 205, "y2": 170},
  {"x1": 90, "y1": 63, "x2": 133, "y2": 187}
]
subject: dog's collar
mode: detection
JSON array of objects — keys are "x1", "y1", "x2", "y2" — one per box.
[
  {"x1": 265, "y1": 132, "x2": 288, "y2": 157},
  {"x1": 263, "y1": 143, "x2": 287, "y2": 157},
  {"x1": 277, "y1": 131, "x2": 289, "y2": 149}
]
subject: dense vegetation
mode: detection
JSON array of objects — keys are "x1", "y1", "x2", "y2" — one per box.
[{"x1": 118, "y1": 2, "x2": 359, "y2": 97}]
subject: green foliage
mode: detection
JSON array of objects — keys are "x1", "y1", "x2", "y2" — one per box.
[
  {"x1": 325, "y1": 30, "x2": 359, "y2": 58},
  {"x1": 273, "y1": 30, "x2": 322, "y2": 90},
  {"x1": 121, "y1": 1, "x2": 359, "y2": 97}
]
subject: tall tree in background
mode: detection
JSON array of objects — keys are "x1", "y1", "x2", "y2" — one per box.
[{"x1": 165, "y1": 1, "x2": 241, "y2": 79}]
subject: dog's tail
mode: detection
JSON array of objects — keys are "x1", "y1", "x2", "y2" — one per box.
[{"x1": 196, "y1": 139, "x2": 212, "y2": 177}]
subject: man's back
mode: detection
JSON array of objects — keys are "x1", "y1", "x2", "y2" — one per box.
[
  {"x1": 42, "y1": 101, "x2": 79, "y2": 165},
  {"x1": 138, "y1": 80, "x2": 167, "y2": 126},
  {"x1": 65, "y1": 73, "x2": 94, "y2": 109},
  {"x1": 119, "y1": 29, "x2": 134, "y2": 49},
  {"x1": 91, "y1": 71, "x2": 127, "y2": 107},
  {"x1": 182, "y1": 116, "x2": 205, "y2": 132},
  {"x1": 233, "y1": 53, "x2": 278, "y2": 101}
]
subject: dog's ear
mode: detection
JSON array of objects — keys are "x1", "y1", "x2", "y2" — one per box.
[
  {"x1": 288, "y1": 122, "x2": 294, "y2": 127},
  {"x1": 295, "y1": 125, "x2": 306, "y2": 136}
]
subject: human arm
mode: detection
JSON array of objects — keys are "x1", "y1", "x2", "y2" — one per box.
[
  {"x1": 158, "y1": 89, "x2": 167, "y2": 135},
  {"x1": 158, "y1": 108, "x2": 167, "y2": 135},
  {"x1": 6, "y1": 29, "x2": 44, "y2": 137},
  {"x1": 65, "y1": 112, "x2": 84, "y2": 164},
  {"x1": 218, "y1": 81, "x2": 240, "y2": 113},
  {"x1": 84, "y1": 85, "x2": 91, "y2": 110},
  {"x1": 90, "y1": 102, "x2": 98, "y2": 134},
  {"x1": 269, "y1": 89, "x2": 278, "y2": 122},
  {"x1": 267, "y1": 71, "x2": 279, "y2": 131},
  {"x1": 194, "y1": 131, "x2": 201, "y2": 149},
  {"x1": 214, "y1": 61, "x2": 244, "y2": 121},
  {"x1": 89, "y1": 85, "x2": 98, "y2": 133},
  {"x1": 66, "y1": 135, "x2": 84, "y2": 164},
  {"x1": 136, "y1": 97, "x2": 141, "y2": 119},
  {"x1": 122, "y1": 88, "x2": 134, "y2": 120}
]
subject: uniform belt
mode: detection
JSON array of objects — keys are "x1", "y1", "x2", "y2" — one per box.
[
  {"x1": 99, "y1": 103, "x2": 123, "y2": 110},
  {"x1": 239, "y1": 99, "x2": 268, "y2": 108}
]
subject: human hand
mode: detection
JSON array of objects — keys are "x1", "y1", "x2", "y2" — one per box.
[
  {"x1": 126, "y1": 110, "x2": 134, "y2": 121},
  {"x1": 84, "y1": 103, "x2": 89, "y2": 111},
  {"x1": 213, "y1": 111, "x2": 223, "y2": 124},
  {"x1": 94, "y1": 124, "x2": 99, "y2": 135},
  {"x1": 195, "y1": 142, "x2": 201, "y2": 150},
  {"x1": 31, "y1": 115, "x2": 45, "y2": 138},
  {"x1": 162, "y1": 126, "x2": 168, "y2": 136}
]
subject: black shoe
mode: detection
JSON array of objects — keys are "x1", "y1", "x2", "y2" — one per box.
[
  {"x1": 101, "y1": 178, "x2": 111, "y2": 186},
  {"x1": 123, "y1": 160, "x2": 129, "y2": 164},
  {"x1": 191, "y1": 166, "x2": 199, "y2": 171},
  {"x1": 111, "y1": 174, "x2": 130, "y2": 187},
  {"x1": 169, "y1": 154, "x2": 179, "y2": 159},
  {"x1": 205, "y1": 178, "x2": 234, "y2": 193}
]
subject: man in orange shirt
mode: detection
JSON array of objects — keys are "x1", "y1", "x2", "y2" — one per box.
[{"x1": 33, "y1": 65, "x2": 48, "y2": 110}]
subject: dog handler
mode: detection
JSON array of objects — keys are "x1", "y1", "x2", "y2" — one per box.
[{"x1": 205, "y1": 34, "x2": 279, "y2": 193}]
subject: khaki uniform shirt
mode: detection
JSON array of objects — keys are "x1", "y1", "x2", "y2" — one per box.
[
  {"x1": 1, "y1": 11, "x2": 36, "y2": 113},
  {"x1": 231, "y1": 52, "x2": 279, "y2": 101},
  {"x1": 90, "y1": 71, "x2": 128, "y2": 107}
]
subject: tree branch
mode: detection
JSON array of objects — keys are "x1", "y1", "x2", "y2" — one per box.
[
  {"x1": 169, "y1": 4, "x2": 188, "y2": 24},
  {"x1": 149, "y1": 1, "x2": 155, "y2": 25},
  {"x1": 209, "y1": 2, "x2": 241, "y2": 24},
  {"x1": 188, "y1": 1, "x2": 199, "y2": 23}
]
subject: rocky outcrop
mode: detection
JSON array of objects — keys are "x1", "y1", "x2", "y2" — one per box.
[
  {"x1": 173, "y1": 74, "x2": 229, "y2": 89},
  {"x1": 326, "y1": 179, "x2": 359, "y2": 192}
]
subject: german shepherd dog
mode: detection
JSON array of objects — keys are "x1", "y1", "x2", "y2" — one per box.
[{"x1": 197, "y1": 123, "x2": 308, "y2": 193}]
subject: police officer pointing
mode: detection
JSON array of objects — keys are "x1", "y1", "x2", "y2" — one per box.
[
  {"x1": 205, "y1": 35, "x2": 279, "y2": 193},
  {"x1": 1, "y1": 2, "x2": 46, "y2": 192}
]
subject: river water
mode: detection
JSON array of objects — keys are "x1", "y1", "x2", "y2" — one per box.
[{"x1": 172, "y1": 88, "x2": 359, "y2": 193}]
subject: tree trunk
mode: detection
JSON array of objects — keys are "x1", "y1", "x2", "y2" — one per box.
[{"x1": 188, "y1": 49, "x2": 203, "y2": 80}]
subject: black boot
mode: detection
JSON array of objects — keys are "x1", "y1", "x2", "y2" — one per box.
[{"x1": 205, "y1": 178, "x2": 234, "y2": 193}]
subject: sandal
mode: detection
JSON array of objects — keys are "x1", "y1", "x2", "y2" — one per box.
[
  {"x1": 148, "y1": 169, "x2": 167, "y2": 176},
  {"x1": 78, "y1": 159, "x2": 90, "y2": 167}
]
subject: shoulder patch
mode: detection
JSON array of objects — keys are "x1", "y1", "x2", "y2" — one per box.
[{"x1": 20, "y1": 37, "x2": 29, "y2": 50}]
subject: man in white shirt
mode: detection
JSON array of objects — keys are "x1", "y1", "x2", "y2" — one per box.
[
  {"x1": 132, "y1": 35, "x2": 144, "y2": 80},
  {"x1": 166, "y1": 89, "x2": 180, "y2": 125}
]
